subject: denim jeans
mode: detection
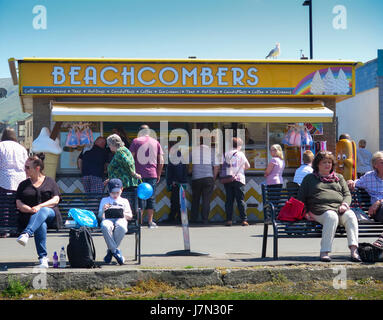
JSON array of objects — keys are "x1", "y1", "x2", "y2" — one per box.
[
  {"x1": 23, "y1": 207, "x2": 56, "y2": 259},
  {"x1": 224, "y1": 181, "x2": 247, "y2": 222},
  {"x1": 191, "y1": 177, "x2": 214, "y2": 222}
]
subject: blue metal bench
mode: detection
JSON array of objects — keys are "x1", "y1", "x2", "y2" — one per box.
[
  {"x1": 261, "y1": 184, "x2": 383, "y2": 260},
  {"x1": 0, "y1": 189, "x2": 142, "y2": 264}
]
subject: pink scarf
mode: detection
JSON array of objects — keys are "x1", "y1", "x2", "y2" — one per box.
[{"x1": 314, "y1": 171, "x2": 340, "y2": 183}]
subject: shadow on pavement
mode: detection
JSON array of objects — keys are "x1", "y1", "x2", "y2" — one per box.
[
  {"x1": 0, "y1": 262, "x2": 38, "y2": 269},
  {"x1": 229, "y1": 254, "x2": 359, "y2": 264}
]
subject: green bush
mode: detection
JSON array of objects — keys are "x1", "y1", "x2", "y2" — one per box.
[{"x1": 2, "y1": 277, "x2": 29, "y2": 298}]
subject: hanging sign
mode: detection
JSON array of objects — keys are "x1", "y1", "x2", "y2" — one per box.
[{"x1": 18, "y1": 59, "x2": 356, "y2": 98}]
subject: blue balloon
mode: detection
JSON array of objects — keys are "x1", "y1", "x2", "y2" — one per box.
[{"x1": 137, "y1": 182, "x2": 153, "y2": 200}]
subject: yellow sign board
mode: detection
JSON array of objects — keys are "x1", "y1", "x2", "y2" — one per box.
[{"x1": 18, "y1": 59, "x2": 356, "y2": 98}]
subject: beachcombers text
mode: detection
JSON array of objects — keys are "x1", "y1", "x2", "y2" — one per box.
[{"x1": 51, "y1": 65, "x2": 259, "y2": 87}]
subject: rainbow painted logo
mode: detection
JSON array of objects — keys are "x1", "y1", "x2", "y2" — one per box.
[{"x1": 293, "y1": 67, "x2": 352, "y2": 95}]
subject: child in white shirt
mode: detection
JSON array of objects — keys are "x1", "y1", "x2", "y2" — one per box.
[
  {"x1": 293, "y1": 150, "x2": 314, "y2": 185},
  {"x1": 99, "y1": 178, "x2": 132, "y2": 265}
]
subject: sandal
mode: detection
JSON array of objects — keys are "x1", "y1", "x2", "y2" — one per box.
[
  {"x1": 372, "y1": 235, "x2": 383, "y2": 249},
  {"x1": 350, "y1": 246, "x2": 362, "y2": 262},
  {"x1": 350, "y1": 250, "x2": 362, "y2": 262},
  {"x1": 320, "y1": 252, "x2": 331, "y2": 262},
  {"x1": 320, "y1": 256, "x2": 331, "y2": 262},
  {"x1": 351, "y1": 255, "x2": 362, "y2": 262}
]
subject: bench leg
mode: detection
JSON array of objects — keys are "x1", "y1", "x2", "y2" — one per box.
[
  {"x1": 134, "y1": 233, "x2": 138, "y2": 261},
  {"x1": 273, "y1": 233, "x2": 278, "y2": 260},
  {"x1": 137, "y1": 230, "x2": 141, "y2": 265},
  {"x1": 262, "y1": 224, "x2": 268, "y2": 258}
]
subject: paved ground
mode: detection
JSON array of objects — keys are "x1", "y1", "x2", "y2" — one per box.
[{"x1": 0, "y1": 223, "x2": 377, "y2": 272}]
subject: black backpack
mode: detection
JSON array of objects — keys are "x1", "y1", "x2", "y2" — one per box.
[
  {"x1": 357, "y1": 243, "x2": 383, "y2": 263},
  {"x1": 67, "y1": 226, "x2": 97, "y2": 268}
]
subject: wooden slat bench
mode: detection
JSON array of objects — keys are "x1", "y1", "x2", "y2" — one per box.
[
  {"x1": 261, "y1": 184, "x2": 383, "y2": 260},
  {"x1": 0, "y1": 189, "x2": 142, "y2": 264}
]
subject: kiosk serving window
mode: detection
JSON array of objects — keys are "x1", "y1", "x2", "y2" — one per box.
[
  {"x1": 57, "y1": 120, "x2": 321, "y2": 174},
  {"x1": 245, "y1": 122, "x2": 319, "y2": 170},
  {"x1": 241, "y1": 123, "x2": 267, "y2": 171}
]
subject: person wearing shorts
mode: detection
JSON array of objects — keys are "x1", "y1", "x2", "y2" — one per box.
[{"x1": 130, "y1": 125, "x2": 164, "y2": 229}]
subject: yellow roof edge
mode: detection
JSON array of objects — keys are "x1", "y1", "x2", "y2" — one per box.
[{"x1": 15, "y1": 57, "x2": 358, "y2": 65}]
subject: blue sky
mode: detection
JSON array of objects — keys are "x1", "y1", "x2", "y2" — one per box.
[{"x1": 0, "y1": 0, "x2": 382, "y2": 78}]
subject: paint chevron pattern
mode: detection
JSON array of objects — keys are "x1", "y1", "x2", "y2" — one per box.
[{"x1": 57, "y1": 177, "x2": 265, "y2": 222}]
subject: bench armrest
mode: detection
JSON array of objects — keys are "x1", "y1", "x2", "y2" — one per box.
[{"x1": 263, "y1": 201, "x2": 276, "y2": 223}]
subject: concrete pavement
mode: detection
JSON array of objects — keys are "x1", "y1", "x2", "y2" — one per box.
[
  {"x1": 0, "y1": 223, "x2": 377, "y2": 269},
  {"x1": 1, "y1": 223, "x2": 382, "y2": 290}
]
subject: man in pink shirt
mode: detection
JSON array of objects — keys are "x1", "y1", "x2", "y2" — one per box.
[{"x1": 130, "y1": 125, "x2": 164, "y2": 228}]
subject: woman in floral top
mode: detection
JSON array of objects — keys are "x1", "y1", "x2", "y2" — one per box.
[{"x1": 105, "y1": 134, "x2": 141, "y2": 189}]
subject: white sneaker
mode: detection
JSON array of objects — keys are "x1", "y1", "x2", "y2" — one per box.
[
  {"x1": 17, "y1": 233, "x2": 29, "y2": 246},
  {"x1": 148, "y1": 221, "x2": 158, "y2": 229},
  {"x1": 38, "y1": 257, "x2": 49, "y2": 268}
]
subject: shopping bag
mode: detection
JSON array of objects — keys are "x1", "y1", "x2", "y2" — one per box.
[
  {"x1": 357, "y1": 243, "x2": 383, "y2": 263},
  {"x1": 219, "y1": 152, "x2": 238, "y2": 184},
  {"x1": 277, "y1": 197, "x2": 305, "y2": 222},
  {"x1": 68, "y1": 208, "x2": 98, "y2": 228}
]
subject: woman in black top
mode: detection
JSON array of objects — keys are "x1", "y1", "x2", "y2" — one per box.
[{"x1": 16, "y1": 155, "x2": 62, "y2": 268}]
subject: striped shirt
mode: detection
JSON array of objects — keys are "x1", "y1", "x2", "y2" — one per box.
[{"x1": 355, "y1": 170, "x2": 383, "y2": 204}]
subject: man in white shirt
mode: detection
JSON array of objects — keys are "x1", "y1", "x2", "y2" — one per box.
[
  {"x1": 293, "y1": 150, "x2": 314, "y2": 185},
  {"x1": 190, "y1": 141, "x2": 220, "y2": 224},
  {"x1": 357, "y1": 139, "x2": 373, "y2": 178},
  {"x1": 0, "y1": 128, "x2": 28, "y2": 238},
  {"x1": 0, "y1": 128, "x2": 28, "y2": 193}
]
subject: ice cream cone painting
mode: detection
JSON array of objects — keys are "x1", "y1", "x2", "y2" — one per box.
[
  {"x1": 324, "y1": 68, "x2": 336, "y2": 95},
  {"x1": 293, "y1": 67, "x2": 352, "y2": 96},
  {"x1": 310, "y1": 71, "x2": 324, "y2": 95},
  {"x1": 32, "y1": 127, "x2": 63, "y2": 180},
  {"x1": 336, "y1": 68, "x2": 350, "y2": 95}
]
